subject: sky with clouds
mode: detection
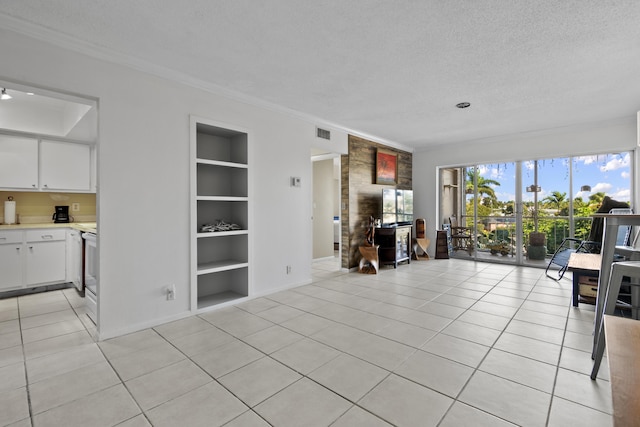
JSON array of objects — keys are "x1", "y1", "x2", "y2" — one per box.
[{"x1": 473, "y1": 152, "x2": 631, "y2": 204}]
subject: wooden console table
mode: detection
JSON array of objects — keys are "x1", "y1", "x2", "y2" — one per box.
[{"x1": 375, "y1": 225, "x2": 411, "y2": 268}]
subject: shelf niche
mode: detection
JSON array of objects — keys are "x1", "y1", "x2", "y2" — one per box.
[{"x1": 191, "y1": 118, "x2": 250, "y2": 311}]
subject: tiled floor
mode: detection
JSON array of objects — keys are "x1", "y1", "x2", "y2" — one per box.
[{"x1": 0, "y1": 257, "x2": 615, "y2": 427}]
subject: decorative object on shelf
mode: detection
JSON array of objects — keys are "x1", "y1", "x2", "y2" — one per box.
[
  {"x1": 199, "y1": 220, "x2": 241, "y2": 232},
  {"x1": 359, "y1": 216, "x2": 379, "y2": 274},
  {"x1": 376, "y1": 149, "x2": 397, "y2": 185}
]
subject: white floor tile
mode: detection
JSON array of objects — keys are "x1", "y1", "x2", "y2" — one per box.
[
  {"x1": 553, "y1": 368, "x2": 613, "y2": 414},
  {"x1": 308, "y1": 353, "x2": 389, "y2": 402},
  {"x1": 254, "y1": 378, "x2": 352, "y2": 427},
  {"x1": 421, "y1": 333, "x2": 490, "y2": 368},
  {"x1": 394, "y1": 350, "x2": 474, "y2": 398},
  {"x1": 31, "y1": 384, "x2": 140, "y2": 427},
  {"x1": 270, "y1": 337, "x2": 340, "y2": 374},
  {"x1": 125, "y1": 359, "x2": 212, "y2": 410},
  {"x1": 547, "y1": 396, "x2": 613, "y2": 427},
  {"x1": 359, "y1": 374, "x2": 452, "y2": 427},
  {"x1": 439, "y1": 401, "x2": 517, "y2": 427},
  {"x1": 146, "y1": 382, "x2": 248, "y2": 427},
  {"x1": 218, "y1": 357, "x2": 301, "y2": 407},
  {"x1": 459, "y1": 371, "x2": 551, "y2": 427},
  {"x1": 479, "y1": 349, "x2": 557, "y2": 393}
]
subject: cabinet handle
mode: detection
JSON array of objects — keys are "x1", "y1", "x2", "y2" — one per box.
[
  {"x1": 0, "y1": 237, "x2": 6, "y2": 240},
  {"x1": 44, "y1": 184, "x2": 49, "y2": 188},
  {"x1": 16, "y1": 247, "x2": 20, "y2": 252},
  {"x1": 32, "y1": 184, "x2": 36, "y2": 187},
  {"x1": 41, "y1": 234, "x2": 53, "y2": 239},
  {"x1": 29, "y1": 246, "x2": 33, "y2": 250}
]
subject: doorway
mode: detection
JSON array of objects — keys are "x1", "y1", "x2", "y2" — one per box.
[{"x1": 311, "y1": 149, "x2": 341, "y2": 272}]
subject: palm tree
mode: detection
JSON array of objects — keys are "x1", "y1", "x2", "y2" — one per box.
[
  {"x1": 543, "y1": 191, "x2": 567, "y2": 213},
  {"x1": 465, "y1": 169, "x2": 500, "y2": 204}
]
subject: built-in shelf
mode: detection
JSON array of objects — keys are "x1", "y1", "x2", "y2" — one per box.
[
  {"x1": 191, "y1": 117, "x2": 250, "y2": 311},
  {"x1": 197, "y1": 260, "x2": 249, "y2": 275},
  {"x1": 196, "y1": 230, "x2": 248, "y2": 238},
  {"x1": 196, "y1": 158, "x2": 248, "y2": 169},
  {"x1": 197, "y1": 290, "x2": 246, "y2": 310}
]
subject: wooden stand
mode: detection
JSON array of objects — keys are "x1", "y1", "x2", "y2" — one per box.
[
  {"x1": 412, "y1": 237, "x2": 430, "y2": 260},
  {"x1": 358, "y1": 245, "x2": 379, "y2": 274},
  {"x1": 435, "y1": 230, "x2": 449, "y2": 259}
]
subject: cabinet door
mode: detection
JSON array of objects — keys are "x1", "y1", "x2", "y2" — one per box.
[
  {"x1": 0, "y1": 244, "x2": 23, "y2": 290},
  {"x1": 40, "y1": 140, "x2": 91, "y2": 191},
  {"x1": 25, "y1": 241, "x2": 66, "y2": 285},
  {"x1": 0, "y1": 136, "x2": 38, "y2": 189}
]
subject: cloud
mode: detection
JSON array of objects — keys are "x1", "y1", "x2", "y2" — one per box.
[
  {"x1": 621, "y1": 171, "x2": 630, "y2": 179},
  {"x1": 592, "y1": 182, "x2": 612, "y2": 193},
  {"x1": 611, "y1": 188, "x2": 630, "y2": 200},
  {"x1": 599, "y1": 153, "x2": 629, "y2": 172}
]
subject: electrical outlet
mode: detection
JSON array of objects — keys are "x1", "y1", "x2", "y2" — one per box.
[
  {"x1": 166, "y1": 284, "x2": 176, "y2": 300},
  {"x1": 72, "y1": 203, "x2": 80, "y2": 212},
  {"x1": 286, "y1": 265, "x2": 292, "y2": 274}
]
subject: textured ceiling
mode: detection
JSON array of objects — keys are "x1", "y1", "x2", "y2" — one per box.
[{"x1": 1, "y1": 1, "x2": 639, "y2": 149}]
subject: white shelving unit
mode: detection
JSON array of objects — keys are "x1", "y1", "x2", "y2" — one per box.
[{"x1": 190, "y1": 117, "x2": 250, "y2": 310}]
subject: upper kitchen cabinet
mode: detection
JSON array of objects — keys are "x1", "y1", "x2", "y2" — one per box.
[
  {"x1": 40, "y1": 140, "x2": 91, "y2": 191},
  {"x1": 0, "y1": 135, "x2": 38, "y2": 189},
  {"x1": 0, "y1": 83, "x2": 97, "y2": 193}
]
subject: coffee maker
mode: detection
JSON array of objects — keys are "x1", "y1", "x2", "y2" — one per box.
[{"x1": 52, "y1": 205, "x2": 70, "y2": 223}]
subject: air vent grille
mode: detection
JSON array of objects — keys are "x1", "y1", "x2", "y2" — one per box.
[{"x1": 316, "y1": 127, "x2": 331, "y2": 140}]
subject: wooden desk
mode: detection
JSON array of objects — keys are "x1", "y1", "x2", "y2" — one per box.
[
  {"x1": 567, "y1": 253, "x2": 601, "y2": 307},
  {"x1": 593, "y1": 214, "x2": 640, "y2": 354},
  {"x1": 603, "y1": 315, "x2": 640, "y2": 427}
]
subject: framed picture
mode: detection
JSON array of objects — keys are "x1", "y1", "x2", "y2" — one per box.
[{"x1": 376, "y1": 149, "x2": 398, "y2": 185}]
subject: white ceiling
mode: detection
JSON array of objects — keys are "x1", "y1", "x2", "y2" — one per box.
[{"x1": 1, "y1": 1, "x2": 640, "y2": 149}]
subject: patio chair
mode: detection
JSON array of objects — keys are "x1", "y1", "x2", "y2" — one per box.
[
  {"x1": 449, "y1": 215, "x2": 473, "y2": 253},
  {"x1": 545, "y1": 197, "x2": 631, "y2": 280}
]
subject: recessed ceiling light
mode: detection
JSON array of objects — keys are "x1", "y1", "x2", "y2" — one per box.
[
  {"x1": 1, "y1": 88, "x2": 12, "y2": 100},
  {"x1": 26, "y1": 92, "x2": 34, "y2": 96},
  {"x1": 456, "y1": 102, "x2": 471, "y2": 109}
]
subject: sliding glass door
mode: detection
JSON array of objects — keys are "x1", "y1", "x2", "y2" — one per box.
[{"x1": 442, "y1": 152, "x2": 632, "y2": 266}]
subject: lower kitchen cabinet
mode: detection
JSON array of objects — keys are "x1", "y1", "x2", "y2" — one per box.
[
  {"x1": 25, "y1": 231, "x2": 66, "y2": 285},
  {"x1": 0, "y1": 228, "x2": 67, "y2": 291},
  {"x1": 0, "y1": 231, "x2": 23, "y2": 291}
]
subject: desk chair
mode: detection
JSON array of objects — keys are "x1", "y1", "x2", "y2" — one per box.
[{"x1": 591, "y1": 261, "x2": 640, "y2": 379}]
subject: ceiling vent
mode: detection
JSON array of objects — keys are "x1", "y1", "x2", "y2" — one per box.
[{"x1": 316, "y1": 127, "x2": 331, "y2": 140}]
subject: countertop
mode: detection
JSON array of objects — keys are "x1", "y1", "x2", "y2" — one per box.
[{"x1": 0, "y1": 222, "x2": 97, "y2": 233}]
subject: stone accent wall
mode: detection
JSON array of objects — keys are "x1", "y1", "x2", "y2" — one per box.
[{"x1": 341, "y1": 135, "x2": 412, "y2": 269}]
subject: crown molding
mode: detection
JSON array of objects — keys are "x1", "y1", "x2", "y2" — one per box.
[{"x1": 0, "y1": 14, "x2": 411, "y2": 152}]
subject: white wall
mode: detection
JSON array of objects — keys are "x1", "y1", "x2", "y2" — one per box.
[
  {"x1": 0, "y1": 29, "x2": 349, "y2": 339},
  {"x1": 414, "y1": 119, "x2": 639, "y2": 255}
]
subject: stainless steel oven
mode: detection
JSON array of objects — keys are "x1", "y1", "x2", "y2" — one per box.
[{"x1": 82, "y1": 232, "x2": 97, "y2": 324}]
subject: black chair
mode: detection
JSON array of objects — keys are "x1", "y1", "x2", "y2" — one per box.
[{"x1": 545, "y1": 196, "x2": 631, "y2": 280}]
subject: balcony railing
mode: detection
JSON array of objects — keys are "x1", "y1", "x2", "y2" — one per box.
[{"x1": 463, "y1": 215, "x2": 594, "y2": 258}]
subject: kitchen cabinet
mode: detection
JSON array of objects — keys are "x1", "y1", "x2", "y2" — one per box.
[
  {"x1": 0, "y1": 135, "x2": 39, "y2": 189},
  {"x1": 0, "y1": 137, "x2": 92, "y2": 192},
  {"x1": 0, "y1": 230, "x2": 24, "y2": 291},
  {"x1": 40, "y1": 140, "x2": 91, "y2": 191},
  {"x1": 191, "y1": 117, "x2": 249, "y2": 310},
  {"x1": 0, "y1": 228, "x2": 67, "y2": 291},
  {"x1": 25, "y1": 229, "x2": 66, "y2": 285}
]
